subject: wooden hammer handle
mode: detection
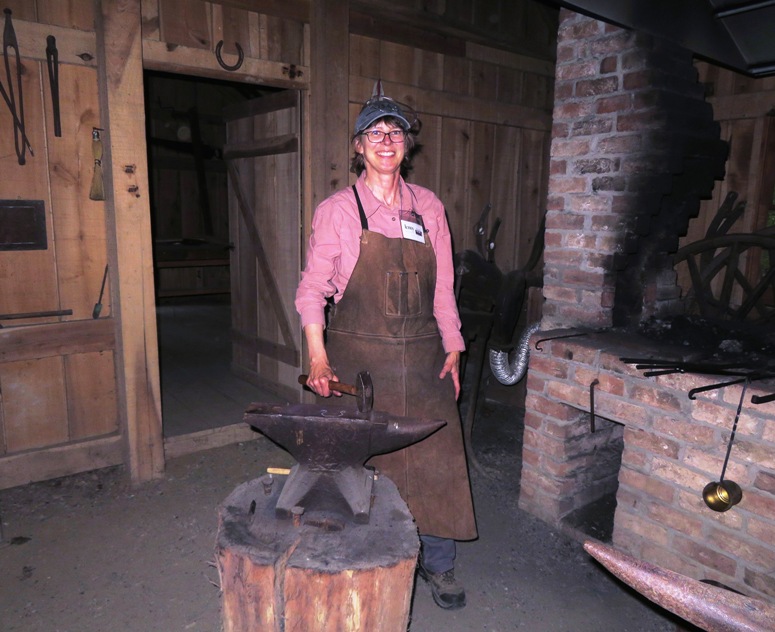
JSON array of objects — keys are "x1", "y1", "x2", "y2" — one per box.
[{"x1": 298, "y1": 374, "x2": 357, "y2": 396}]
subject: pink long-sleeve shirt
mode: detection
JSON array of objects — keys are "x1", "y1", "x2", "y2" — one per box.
[{"x1": 295, "y1": 175, "x2": 465, "y2": 353}]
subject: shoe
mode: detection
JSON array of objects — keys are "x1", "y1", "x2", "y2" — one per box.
[{"x1": 417, "y1": 565, "x2": 466, "y2": 610}]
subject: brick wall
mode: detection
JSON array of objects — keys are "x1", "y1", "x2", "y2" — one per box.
[
  {"x1": 543, "y1": 10, "x2": 727, "y2": 331},
  {"x1": 522, "y1": 332, "x2": 775, "y2": 601}
]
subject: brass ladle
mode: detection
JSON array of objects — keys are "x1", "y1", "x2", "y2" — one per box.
[{"x1": 702, "y1": 378, "x2": 748, "y2": 512}]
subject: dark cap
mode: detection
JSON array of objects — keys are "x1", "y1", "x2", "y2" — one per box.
[{"x1": 353, "y1": 97, "x2": 411, "y2": 136}]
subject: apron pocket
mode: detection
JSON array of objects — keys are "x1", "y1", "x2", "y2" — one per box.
[{"x1": 385, "y1": 270, "x2": 422, "y2": 316}]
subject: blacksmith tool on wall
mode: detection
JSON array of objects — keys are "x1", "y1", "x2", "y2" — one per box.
[
  {"x1": 298, "y1": 370, "x2": 374, "y2": 413},
  {"x1": 89, "y1": 128, "x2": 105, "y2": 200},
  {"x1": 45, "y1": 35, "x2": 61, "y2": 137},
  {"x1": 92, "y1": 264, "x2": 109, "y2": 319},
  {"x1": 585, "y1": 540, "x2": 775, "y2": 631},
  {"x1": 244, "y1": 402, "x2": 445, "y2": 524},
  {"x1": 2, "y1": 8, "x2": 32, "y2": 164}
]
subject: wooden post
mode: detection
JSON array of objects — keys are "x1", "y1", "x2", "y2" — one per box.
[
  {"x1": 309, "y1": 0, "x2": 350, "y2": 210},
  {"x1": 95, "y1": 0, "x2": 164, "y2": 484},
  {"x1": 216, "y1": 474, "x2": 419, "y2": 632}
]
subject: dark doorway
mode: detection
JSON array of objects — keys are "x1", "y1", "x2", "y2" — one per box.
[{"x1": 143, "y1": 70, "x2": 285, "y2": 439}]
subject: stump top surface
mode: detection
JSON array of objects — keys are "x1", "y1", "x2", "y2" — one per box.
[{"x1": 216, "y1": 473, "x2": 419, "y2": 572}]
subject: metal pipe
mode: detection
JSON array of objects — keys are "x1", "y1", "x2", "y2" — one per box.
[
  {"x1": 714, "y1": 0, "x2": 775, "y2": 18},
  {"x1": 489, "y1": 322, "x2": 540, "y2": 385}
]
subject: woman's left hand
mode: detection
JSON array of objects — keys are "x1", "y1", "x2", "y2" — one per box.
[{"x1": 439, "y1": 350, "x2": 462, "y2": 399}]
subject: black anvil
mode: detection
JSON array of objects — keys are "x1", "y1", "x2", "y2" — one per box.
[{"x1": 244, "y1": 402, "x2": 446, "y2": 524}]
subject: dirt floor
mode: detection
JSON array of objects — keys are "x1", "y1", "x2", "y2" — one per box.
[{"x1": 0, "y1": 396, "x2": 685, "y2": 632}]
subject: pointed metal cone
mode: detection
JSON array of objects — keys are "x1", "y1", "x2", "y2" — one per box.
[
  {"x1": 372, "y1": 78, "x2": 383, "y2": 98},
  {"x1": 584, "y1": 540, "x2": 775, "y2": 632}
]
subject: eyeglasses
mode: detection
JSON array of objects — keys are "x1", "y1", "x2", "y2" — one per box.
[{"x1": 361, "y1": 129, "x2": 406, "y2": 143}]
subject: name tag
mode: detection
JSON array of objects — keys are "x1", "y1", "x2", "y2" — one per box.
[{"x1": 401, "y1": 219, "x2": 425, "y2": 243}]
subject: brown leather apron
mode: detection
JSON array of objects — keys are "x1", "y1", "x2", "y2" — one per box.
[{"x1": 324, "y1": 186, "x2": 477, "y2": 540}]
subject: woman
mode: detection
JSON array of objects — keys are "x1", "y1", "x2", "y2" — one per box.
[{"x1": 295, "y1": 90, "x2": 477, "y2": 610}]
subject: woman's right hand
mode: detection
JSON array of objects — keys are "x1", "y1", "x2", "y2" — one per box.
[
  {"x1": 303, "y1": 323, "x2": 341, "y2": 398},
  {"x1": 305, "y1": 358, "x2": 341, "y2": 398}
]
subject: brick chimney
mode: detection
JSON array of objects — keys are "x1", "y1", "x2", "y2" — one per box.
[{"x1": 542, "y1": 10, "x2": 728, "y2": 330}]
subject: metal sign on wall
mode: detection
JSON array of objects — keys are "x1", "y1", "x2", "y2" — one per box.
[{"x1": 0, "y1": 200, "x2": 47, "y2": 251}]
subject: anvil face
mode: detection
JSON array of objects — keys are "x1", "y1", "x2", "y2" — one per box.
[{"x1": 244, "y1": 402, "x2": 446, "y2": 524}]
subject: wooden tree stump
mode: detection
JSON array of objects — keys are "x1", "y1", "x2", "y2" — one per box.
[{"x1": 216, "y1": 472, "x2": 419, "y2": 632}]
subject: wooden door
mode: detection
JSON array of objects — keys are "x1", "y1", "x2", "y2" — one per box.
[{"x1": 224, "y1": 90, "x2": 302, "y2": 402}]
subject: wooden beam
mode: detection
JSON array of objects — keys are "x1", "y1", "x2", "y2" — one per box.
[
  {"x1": 223, "y1": 134, "x2": 298, "y2": 159},
  {"x1": 466, "y1": 42, "x2": 556, "y2": 78},
  {"x1": 163, "y1": 422, "x2": 263, "y2": 461},
  {"x1": 349, "y1": 8, "x2": 466, "y2": 57},
  {"x1": 210, "y1": 0, "x2": 310, "y2": 24},
  {"x1": 709, "y1": 92, "x2": 775, "y2": 120},
  {"x1": 0, "y1": 318, "x2": 115, "y2": 363},
  {"x1": 142, "y1": 39, "x2": 309, "y2": 89},
  {"x1": 309, "y1": 0, "x2": 350, "y2": 207},
  {"x1": 96, "y1": 0, "x2": 164, "y2": 485},
  {"x1": 349, "y1": 77, "x2": 553, "y2": 132},
  {"x1": 12, "y1": 18, "x2": 97, "y2": 67},
  {"x1": 0, "y1": 435, "x2": 123, "y2": 490}
]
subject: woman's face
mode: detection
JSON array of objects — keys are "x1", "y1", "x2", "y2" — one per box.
[{"x1": 354, "y1": 119, "x2": 406, "y2": 176}]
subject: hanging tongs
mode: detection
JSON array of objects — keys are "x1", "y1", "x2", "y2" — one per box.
[
  {"x1": 1, "y1": 8, "x2": 33, "y2": 164},
  {"x1": 474, "y1": 203, "x2": 501, "y2": 263},
  {"x1": 46, "y1": 35, "x2": 61, "y2": 137}
]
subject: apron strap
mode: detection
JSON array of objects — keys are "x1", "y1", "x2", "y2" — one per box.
[{"x1": 352, "y1": 185, "x2": 369, "y2": 231}]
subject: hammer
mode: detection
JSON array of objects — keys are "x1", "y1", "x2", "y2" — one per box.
[{"x1": 298, "y1": 370, "x2": 373, "y2": 413}]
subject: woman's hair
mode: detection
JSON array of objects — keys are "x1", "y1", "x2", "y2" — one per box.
[{"x1": 349, "y1": 116, "x2": 420, "y2": 176}]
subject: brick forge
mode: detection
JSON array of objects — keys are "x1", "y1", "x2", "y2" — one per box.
[{"x1": 520, "y1": 10, "x2": 775, "y2": 602}]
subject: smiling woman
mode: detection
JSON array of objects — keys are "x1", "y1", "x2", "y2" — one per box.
[{"x1": 295, "y1": 85, "x2": 478, "y2": 610}]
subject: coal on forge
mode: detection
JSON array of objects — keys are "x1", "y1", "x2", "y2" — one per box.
[{"x1": 624, "y1": 315, "x2": 775, "y2": 402}]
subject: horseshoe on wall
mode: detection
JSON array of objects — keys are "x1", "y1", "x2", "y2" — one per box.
[{"x1": 215, "y1": 40, "x2": 244, "y2": 71}]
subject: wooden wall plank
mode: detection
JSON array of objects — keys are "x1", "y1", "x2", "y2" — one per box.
[
  {"x1": 265, "y1": 14, "x2": 304, "y2": 65},
  {"x1": 159, "y1": 0, "x2": 211, "y2": 49},
  {"x1": 37, "y1": 0, "x2": 95, "y2": 30},
  {"x1": 0, "y1": 435, "x2": 123, "y2": 490},
  {"x1": 438, "y1": 117, "x2": 472, "y2": 245},
  {"x1": 46, "y1": 64, "x2": 108, "y2": 321},
  {"x1": 379, "y1": 40, "x2": 415, "y2": 87},
  {"x1": 141, "y1": 0, "x2": 161, "y2": 39},
  {"x1": 66, "y1": 351, "x2": 119, "y2": 439},
  {"x1": 411, "y1": 47, "x2": 444, "y2": 92},
  {"x1": 350, "y1": 34, "x2": 380, "y2": 81},
  {"x1": 408, "y1": 112, "x2": 442, "y2": 197},
  {"x1": 1, "y1": 357, "x2": 68, "y2": 452},
  {"x1": 490, "y1": 125, "x2": 521, "y2": 273},
  {"x1": 467, "y1": 121, "x2": 495, "y2": 253},
  {"x1": 221, "y1": 4, "x2": 251, "y2": 57},
  {"x1": 97, "y1": 0, "x2": 164, "y2": 484},
  {"x1": 0, "y1": 318, "x2": 115, "y2": 363},
  {"x1": 1, "y1": 1, "x2": 36, "y2": 20}
]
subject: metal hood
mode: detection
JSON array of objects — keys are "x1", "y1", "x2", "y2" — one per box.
[{"x1": 549, "y1": 0, "x2": 775, "y2": 77}]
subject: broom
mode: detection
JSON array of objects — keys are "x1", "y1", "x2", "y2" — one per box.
[{"x1": 89, "y1": 127, "x2": 105, "y2": 201}]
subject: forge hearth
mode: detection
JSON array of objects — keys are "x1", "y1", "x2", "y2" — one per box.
[
  {"x1": 636, "y1": 316, "x2": 775, "y2": 370},
  {"x1": 520, "y1": 329, "x2": 775, "y2": 603}
]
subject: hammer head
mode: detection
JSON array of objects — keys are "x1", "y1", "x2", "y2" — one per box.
[{"x1": 355, "y1": 371, "x2": 373, "y2": 413}]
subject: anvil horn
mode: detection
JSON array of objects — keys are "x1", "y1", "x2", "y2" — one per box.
[{"x1": 584, "y1": 540, "x2": 775, "y2": 632}]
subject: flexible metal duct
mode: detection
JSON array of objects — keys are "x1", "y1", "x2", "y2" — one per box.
[{"x1": 489, "y1": 322, "x2": 540, "y2": 385}]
